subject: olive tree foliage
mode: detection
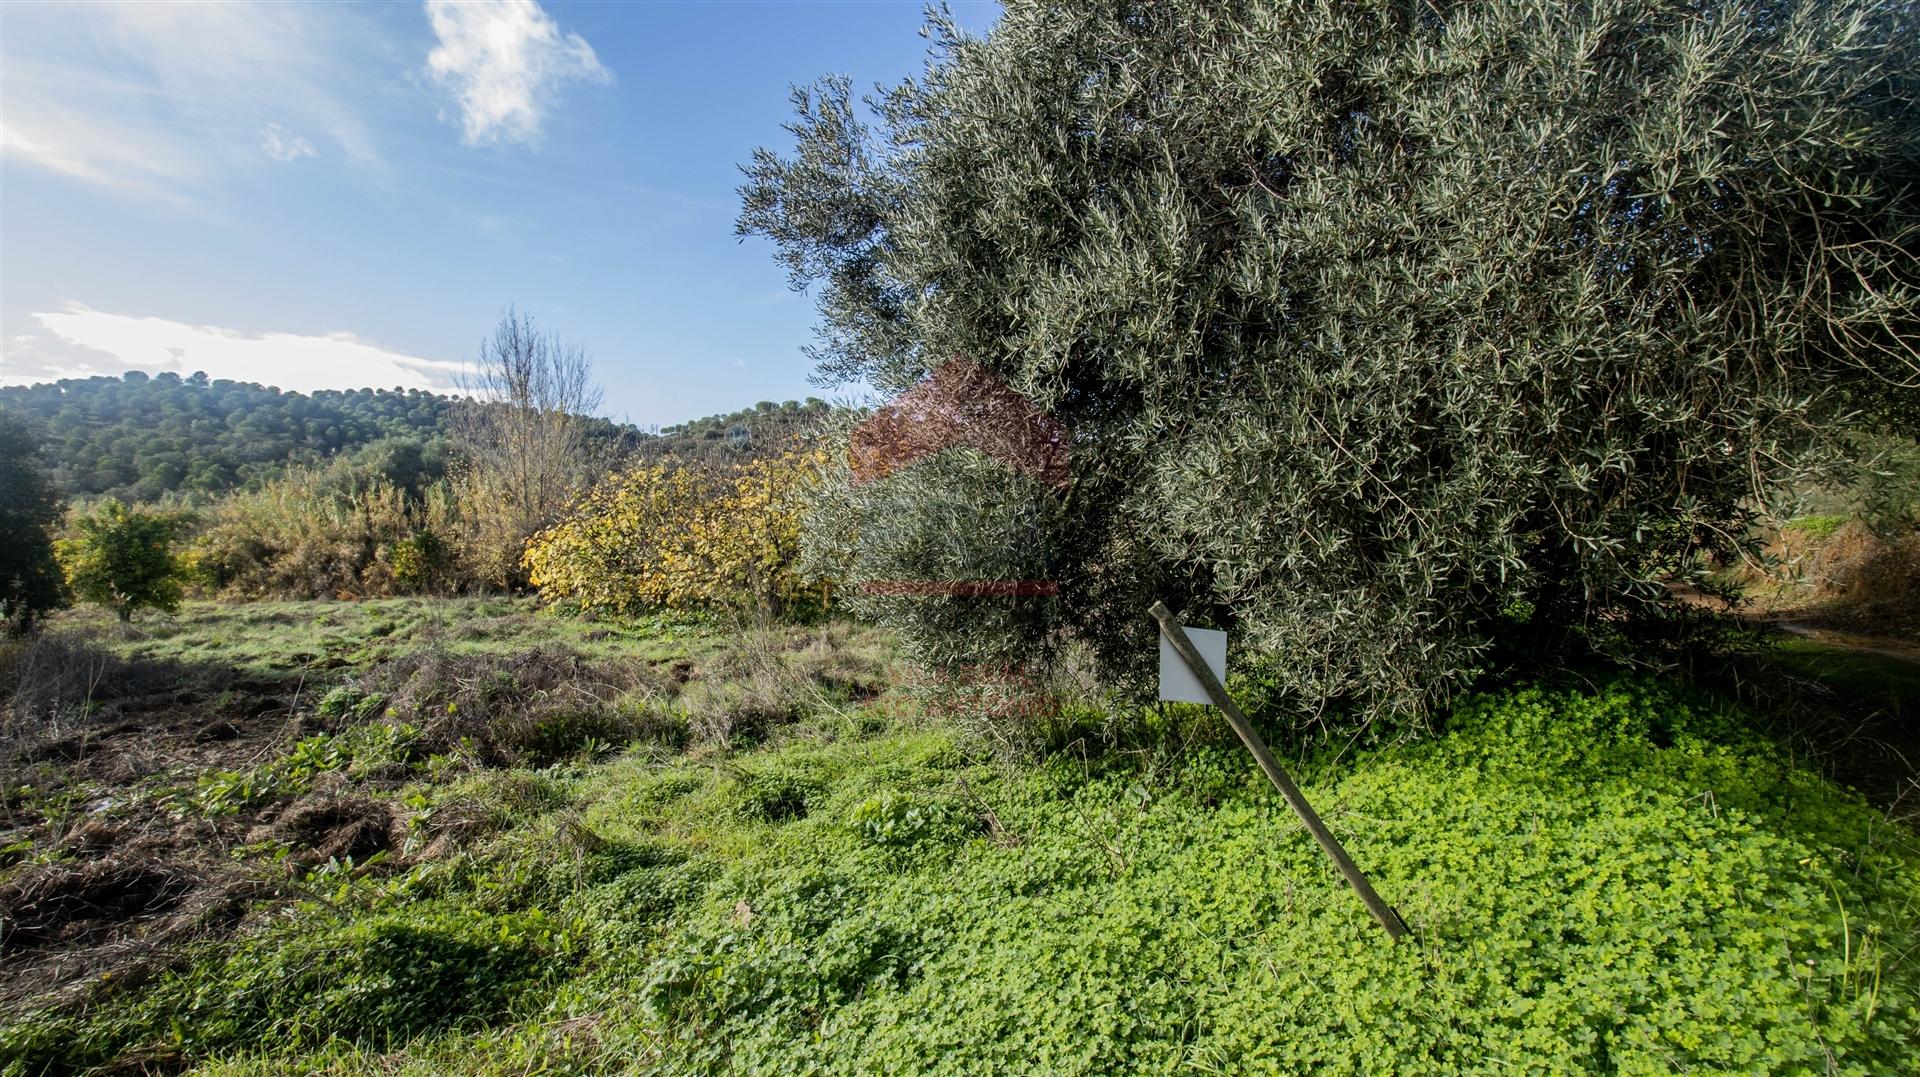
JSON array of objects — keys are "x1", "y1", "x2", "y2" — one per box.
[
  {"x1": 0, "y1": 413, "x2": 68, "y2": 632},
  {"x1": 453, "y1": 309, "x2": 608, "y2": 589},
  {"x1": 743, "y1": 1, "x2": 1920, "y2": 732},
  {"x1": 800, "y1": 414, "x2": 1074, "y2": 670}
]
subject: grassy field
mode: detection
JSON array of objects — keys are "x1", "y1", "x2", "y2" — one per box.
[
  {"x1": 91, "y1": 598, "x2": 723, "y2": 671},
  {"x1": 1769, "y1": 633, "x2": 1920, "y2": 701},
  {"x1": 2, "y1": 600, "x2": 1917, "y2": 1074}
]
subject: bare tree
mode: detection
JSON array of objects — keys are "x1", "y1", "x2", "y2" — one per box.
[{"x1": 453, "y1": 308, "x2": 606, "y2": 588}]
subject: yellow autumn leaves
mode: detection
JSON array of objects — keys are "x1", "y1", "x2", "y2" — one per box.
[{"x1": 522, "y1": 451, "x2": 826, "y2": 617}]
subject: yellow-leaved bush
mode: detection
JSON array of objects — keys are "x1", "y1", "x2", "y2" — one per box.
[{"x1": 523, "y1": 451, "x2": 827, "y2": 617}]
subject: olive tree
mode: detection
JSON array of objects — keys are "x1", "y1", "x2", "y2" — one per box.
[{"x1": 745, "y1": 0, "x2": 1919, "y2": 733}]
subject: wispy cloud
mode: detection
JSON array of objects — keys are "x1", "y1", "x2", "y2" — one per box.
[
  {"x1": 0, "y1": 91, "x2": 200, "y2": 198},
  {"x1": 6, "y1": 304, "x2": 464, "y2": 394},
  {"x1": 425, "y1": 0, "x2": 611, "y2": 146},
  {"x1": 0, "y1": 3, "x2": 387, "y2": 198},
  {"x1": 0, "y1": 121, "x2": 116, "y2": 188},
  {"x1": 261, "y1": 124, "x2": 317, "y2": 163}
]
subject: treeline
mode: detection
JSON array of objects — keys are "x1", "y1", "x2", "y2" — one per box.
[
  {"x1": 1, "y1": 313, "x2": 838, "y2": 625},
  {"x1": 9, "y1": 441, "x2": 825, "y2": 621},
  {"x1": 0, "y1": 374, "x2": 454, "y2": 502},
  {"x1": 638, "y1": 399, "x2": 832, "y2": 463},
  {"x1": 0, "y1": 371, "x2": 808, "y2": 503}
]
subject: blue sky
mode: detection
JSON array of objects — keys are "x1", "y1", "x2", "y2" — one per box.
[{"x1": 0, "y1": 1, "x2": 999, "y2": 427}]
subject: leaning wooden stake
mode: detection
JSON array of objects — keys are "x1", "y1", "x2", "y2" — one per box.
[{"x1": 1149, "y1": 601, "x2": 1409, "y2": 940}]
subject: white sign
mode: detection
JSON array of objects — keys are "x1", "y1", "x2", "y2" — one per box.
[{"x1": 1158, "y1": 625, "x2": 1227, "y2": 704}]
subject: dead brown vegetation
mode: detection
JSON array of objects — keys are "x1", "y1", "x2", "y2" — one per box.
[
  {"x1": 353, "y1": 645, "x2": 673, "y2": 764},
  {"x1": 1789, "y1": 524, "x2": 1920, "y2": 638},
  {"x1": 0, "y1": 612, "x2": 899, "y2": 1015},
  {"x1": 678, "y1": 622, "x2": 888, "y2": 746},
  {"x1": 0, "y1": 816, "x2": 266, "y2": 1010},
  {"x1": 1736, "y1": 520, "x2": 1920, "y2": 643},
  {"x1": 0, "y1": 633, "x2": 306, "y2": 1010},
  {"x1": 250, "y1": 794, "x2": 405, "y2": 869}
]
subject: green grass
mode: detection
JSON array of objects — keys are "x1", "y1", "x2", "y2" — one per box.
[
  {"x1": 1770, "y1": 635, "x2": 1920, "y2": 701},
  {"x1": 47, "y1": 597, "x2": 720, "y2": 676},
  {"x1": 1783, "y1": 513, "x2": 1850, "y2": 543},
  {"x1": 5, "y1": 676, "x2": 1916, "y2": 1075}
]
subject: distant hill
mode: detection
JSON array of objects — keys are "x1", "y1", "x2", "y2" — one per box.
[
  {"x1": 0, "y1": 371, "x2": 833, "y2": 502},
  {"x1": 0, "y1": 373, "x2": 457, "y2": 502},
  {"x1": 635, "y1": 398, "x2": 832, "y2": 463}
]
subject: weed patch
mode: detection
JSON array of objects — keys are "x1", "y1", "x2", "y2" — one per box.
[{"x1": 354, "y1": 646, "x2": 667, "y2": 765}]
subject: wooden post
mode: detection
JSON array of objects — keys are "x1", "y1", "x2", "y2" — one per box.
[{"x1": 1150, "y1": 601, "x2": 1410, "y2": 940}]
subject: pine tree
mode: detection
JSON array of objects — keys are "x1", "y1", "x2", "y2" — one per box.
[{"x1": 0, "y1": 414, "x2": 68, "y2": 632}]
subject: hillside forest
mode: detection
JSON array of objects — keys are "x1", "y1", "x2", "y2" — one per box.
[{"x1": 0, "y1": 372, "x2": 829, "y2": 504}]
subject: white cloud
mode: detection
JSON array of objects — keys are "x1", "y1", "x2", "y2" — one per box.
[
  {"x1": 0, "y1": 122, "x2": 105, "y2": 184},
  {"x1": 5, "y1": 304, "x2": 464, "y2": 394},
  {"x1": 261, "y1": 124, "x2": 317, "y2": 162},
  {"x1": 0, "y1": 3, "x2": 387, "y2": 198},
  {"x1": 0, "y1": 103, "x2": 197, "y2": 197},
  {"x1": 425, "y1": 0, "x2": 610, "y2": 146}
]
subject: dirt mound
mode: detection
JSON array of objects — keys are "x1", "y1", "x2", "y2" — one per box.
[
  {"x1": 1744, "y1": 521, "x2": 1920, "y2": 639},
  {"x1": 252, "y1": 794, "x2": 403, "y2": 868},
  {"x1": 0, "y1": 859, "x2": 194, "y2": 950},
  {"x1": 352, "y1": 646, "x2": 665, "y2": 762}
]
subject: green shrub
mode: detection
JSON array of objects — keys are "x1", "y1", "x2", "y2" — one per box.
[
  {"x1": 56, "y1": 499, "x2": 191, "y2": 622},
  {"x1": 388, "y1": 528, "x2": 456, "y2": 594},
  {"x1": 733, "y1": 766, "x2": 820, "y2": 823},
  {"x1": 317, "y1": 683, "x2": 387, "y2": 720},
  {"x1": 844, "y1": 791, "x2": 972, "y2": 849}
]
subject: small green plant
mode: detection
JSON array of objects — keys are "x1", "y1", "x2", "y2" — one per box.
[
  {"x1": 193, "y1": 768, "x2": 271, "y2": 816},
  {"x1": 56, "y1": 499, "x2": 191, "y2": 622},
  {"x1": 845, "y1": 791, "x2": 969, "y2": 848},
  {"x1": 734, "y1": 767, "x2": 818, "y2": 823},
  {"x1": 191, "y1": 723, "x2": 421, "y2": 815},
  {"x1": 317, "y1": 684, "x2": 387, "y2": 721}
]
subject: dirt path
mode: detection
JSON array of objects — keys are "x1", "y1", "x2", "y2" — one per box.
[
  {"x1": 1770, "y1": 621, "x2": 1920, "y2": 666},
  {"x1": 1667, "y1": 581, "x2": 1920, "y2": 666}
]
